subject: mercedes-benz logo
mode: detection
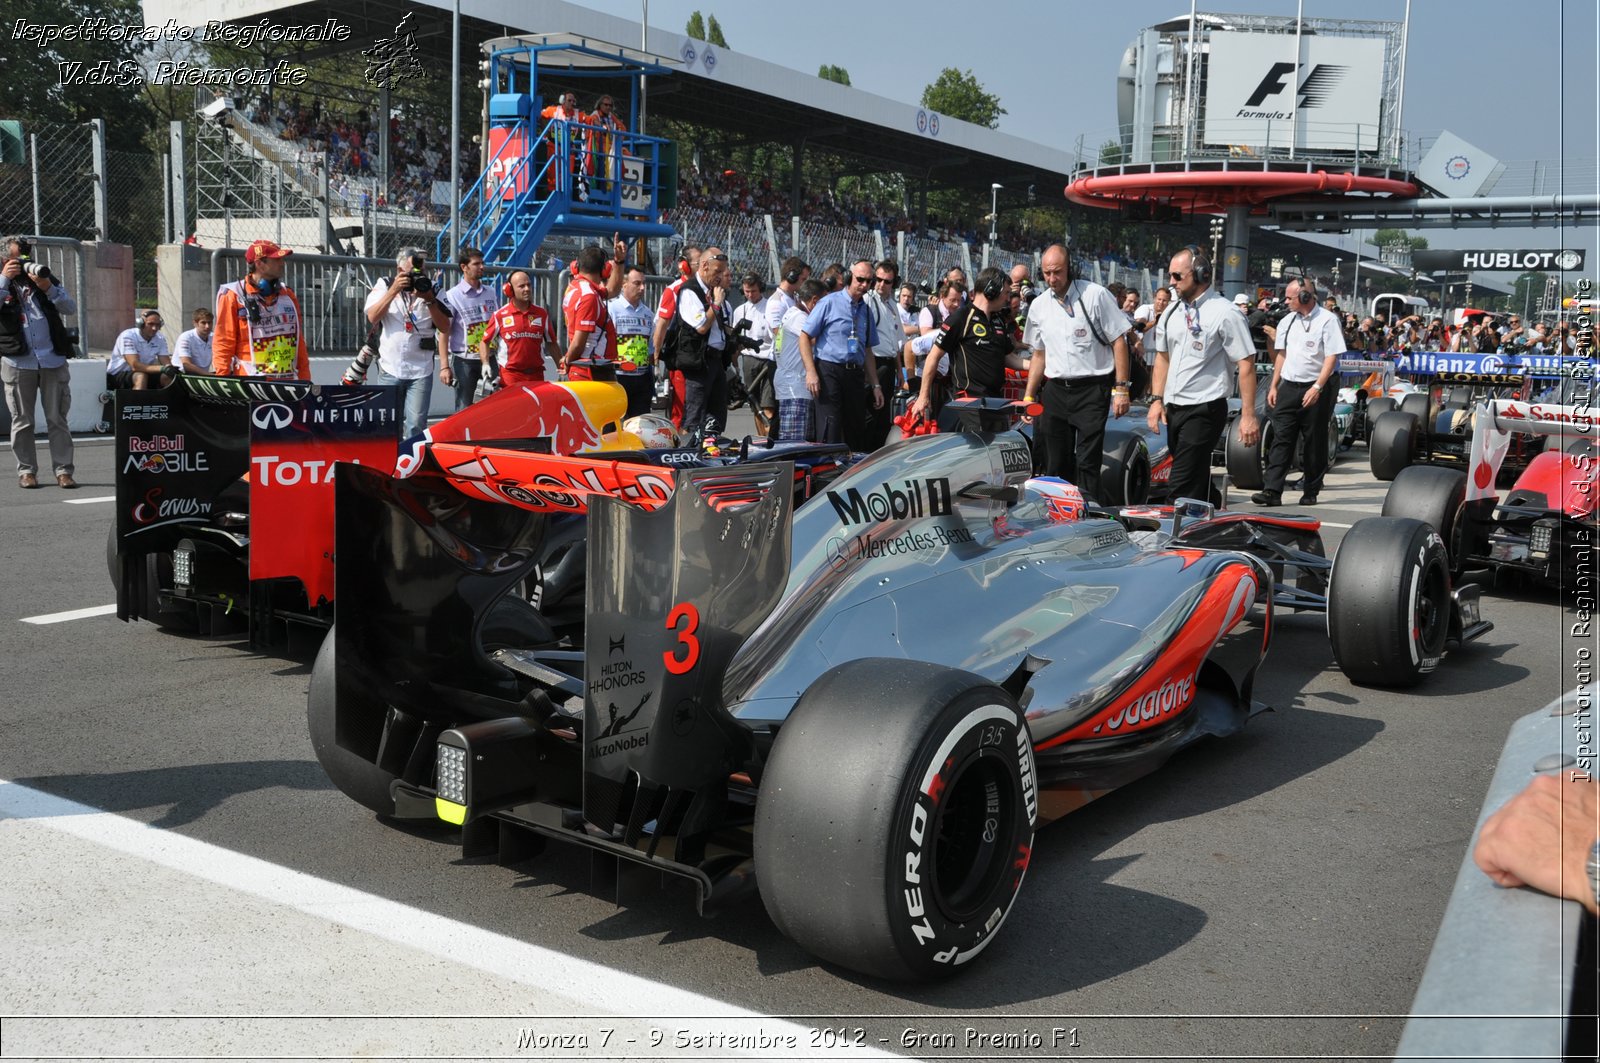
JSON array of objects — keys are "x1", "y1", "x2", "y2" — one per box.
[{"x1": 251, "y1": 403, "x2": 293, "y2": 430}]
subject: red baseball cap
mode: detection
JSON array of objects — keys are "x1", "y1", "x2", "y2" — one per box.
[{"x1": 245, "y1": 239, "x2": 293, "y2": 264}]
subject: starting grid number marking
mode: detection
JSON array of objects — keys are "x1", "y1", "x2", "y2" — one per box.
[{"x1": 20, "y1": 604, "x2": 118, "y2": 625}]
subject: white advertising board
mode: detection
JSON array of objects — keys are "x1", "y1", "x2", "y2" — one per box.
[{"x1": 1203, "y1": 32, "x2": 1385, "y2": 153}]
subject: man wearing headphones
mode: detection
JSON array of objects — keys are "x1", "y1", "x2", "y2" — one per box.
[
  {"x1": 213, "y1": 239, "x2": 310, "y2": 380},
  {"x1": 1252, "y1": 276, "x2": 1346, "y2": 507},
  {"x1": 1149, "y1": 246, "x2": 1260, "y2": 505},
  {"x1": 908, "y1": 266, "x2": 1019, "y2": 425},
  {"x1": 479, "y1": 270, "x2": 553, "y2": 387},
  {"x1": 1022, "y1": 244, "x2": 1132, "y2": 503}
]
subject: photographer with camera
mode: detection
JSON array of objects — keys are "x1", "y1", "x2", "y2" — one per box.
[
  {"x1": 214, "y1": 240, "x2": 310, "y2": 380},
  {"x1": 365, "y1": 247, "x2": 453, "y2": 439},
  {"x1": 730, "y1": 274, "x2": 776, "y2": 437},
  {"x1": 1, "y1": 236, "x2": 78, "y2": 489}
]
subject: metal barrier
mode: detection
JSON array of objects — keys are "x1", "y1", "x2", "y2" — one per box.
[
  {"x1": 210, "y1": 248, "x2": 464, "y2": 355},
  {"x1": 1396, "y1": 690, "x2": 1594, "y2": 1061}
]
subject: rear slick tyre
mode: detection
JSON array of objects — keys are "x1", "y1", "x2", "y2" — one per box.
[
  {"x1": 308, "y1": 624, "x2": 402, "y2": 816},
  {"x1": 1226, "y1": 416, "x2": 1268, "y2": 491},
  {"x1": 1369, "y1": 412, "x2": 1418, "y2": 482},
  {"x1": 755, "y1": 659, "x2": 1036, "y2": 981},
  {"x1": 1328, "y1": 517, "x2": 1451, "y2": 688},
  {"x1": 1382, "y1": 466, "x2": 1468, "y2": 575}
]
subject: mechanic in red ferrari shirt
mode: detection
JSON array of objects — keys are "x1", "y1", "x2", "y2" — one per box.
[
  {"x1": 560, "y1": 241, "x2": 626, "y2": 381},
  {"x1": 479, "y1": 270, "x2": 552, "y2": 386},
  {"x1": 652, "y1": 245, "x2": 701, "y2": 428}
]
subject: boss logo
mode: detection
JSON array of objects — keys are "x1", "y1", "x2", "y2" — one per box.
[{"x1": 1000, "y1": 446, "x2": 1031, "y2": 475}]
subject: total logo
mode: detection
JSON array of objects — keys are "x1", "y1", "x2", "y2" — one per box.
[
  {"x1": 250, "y1": 455, "x2": 360, "y2": 486},
  {"x1": 826, "y1": 477, "x2": 952, "y2": 526}
]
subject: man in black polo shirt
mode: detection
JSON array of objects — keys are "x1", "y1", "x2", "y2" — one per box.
[{"x1": 908, "y1": 266, "x2": 1018, "y2": 423}]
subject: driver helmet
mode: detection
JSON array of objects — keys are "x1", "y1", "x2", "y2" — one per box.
[
  {"x1": 1024, "y1": 476, "x2": 1086, "y2": 522},
  {"x1": 622, "y1": 414, "x2": 679, "y2": 449}
]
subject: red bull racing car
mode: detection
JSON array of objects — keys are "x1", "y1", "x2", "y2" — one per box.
[
  {"x1": 310, "y1": 411, "x2": 1490, "y2": 981},
  {"x1": 108, "y1": 365, "x2": 849, "y2": 646}
]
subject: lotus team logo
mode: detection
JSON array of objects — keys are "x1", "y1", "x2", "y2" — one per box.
[{"x1": 1445, "y1": 155, "x2": 1471, "y2": 180}]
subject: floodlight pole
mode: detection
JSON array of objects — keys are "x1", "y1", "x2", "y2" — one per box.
[
  {"x1": 640, "y1": 1, "x2": 649, "y2": 130},
  {"x1": 990, "y1": 183, "x2": 1001, "y2": 245},
  {"x1": 450, "y1": 0, "x2": 461, "y2": 255}
]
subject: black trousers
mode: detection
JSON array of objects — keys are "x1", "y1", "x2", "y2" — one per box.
[
  {"x1": 863, "y1": 359, "x2": 898, "y2": 450},
  {"x1": 681, "y1": 350, "x2": 729, "y2": 440},
  {"x1": 816, "y1": 360, "x2": 869, "y2": 450},
  {"x1": 1263, "y1": 379, "x2": 1336, "y2": 495},
  {"x1": 1040, "y1": 374, "x2": 1114, "y2": 503},
  {"x1": 1164, "y1": 396, "x2": 1229, "y2": 505}
]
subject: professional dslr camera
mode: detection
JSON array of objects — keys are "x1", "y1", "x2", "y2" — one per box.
[
  {"x1": 409, "y1": 254, "x2": 433, "y2": 296},
  {"x1": 729, "y1": 316, "x2": 763, "y2": 355},
  {"x1": 10, "y1": 238, "x2": 54, "y2": 284}
]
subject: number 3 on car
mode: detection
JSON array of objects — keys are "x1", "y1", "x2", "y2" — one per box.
[{"x1": 664, "y1": 601, "x2": 701, "y2": 674}]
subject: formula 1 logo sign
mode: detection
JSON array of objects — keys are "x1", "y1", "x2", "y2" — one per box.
[
  {"x1": 1242, "y1": 62, "x2": 1349, "y2": 112},
  {"x1": 485, "y1": 127, "x2": 529, "y2": 201},
  {"x1": 1204, "y1": 32, "x2": 1384, "y2": 152}
]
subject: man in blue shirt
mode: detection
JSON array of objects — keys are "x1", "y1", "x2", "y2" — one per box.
[
  {"x1": 0, "y1": 238, "x2": 78, "y2": 488},
  {"x1": 798, "y1": 259, "x2": 884, "y2": 448}
]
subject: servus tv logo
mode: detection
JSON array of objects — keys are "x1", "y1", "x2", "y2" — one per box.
[{"x1": 827, "y1": 478, "x2": 952, "y2": 525}]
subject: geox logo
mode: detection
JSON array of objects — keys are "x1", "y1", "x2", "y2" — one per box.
[
  {"x1": 827, "y1": 478, "x2": 952, "y2": 525},
  {"x1": 1240, "y1": 62, "x2": 1349, "y2": 118}
]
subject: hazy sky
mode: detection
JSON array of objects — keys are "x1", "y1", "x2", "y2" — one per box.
[{"x1": 583, "y1": 0, "x2": 1600, "y2": 266}]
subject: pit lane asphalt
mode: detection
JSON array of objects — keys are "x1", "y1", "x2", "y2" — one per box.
[{"x1": 0, "y1": 433, "x2": 1581, "y2": 1060}]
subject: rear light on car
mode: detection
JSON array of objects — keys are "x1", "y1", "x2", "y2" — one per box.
[
  {"x1": 172, "y1": 544, "x2": 194, "y2": 590},
  {"x1": 1529, "y1": 519, "x2": 1557, "y2": 561},
  {"x1": 435, "y1": 740, "x2": 468, "y2": 823}
]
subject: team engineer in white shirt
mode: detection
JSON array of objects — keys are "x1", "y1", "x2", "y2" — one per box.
[
  {"x1": 1148, "y1": 245, "x2": 1260, "y2": 506},
  {"x1": 1251, "y1": 276, "x2": 1346, "y2": 507}
]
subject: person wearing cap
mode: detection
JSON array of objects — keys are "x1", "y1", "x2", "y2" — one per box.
[
  {"x1": 1232, "y1": 292, "x2": 1252, "y2": 313},
  {"x1": 213, "y1": 239, "x2": 310, "y2": 380}
]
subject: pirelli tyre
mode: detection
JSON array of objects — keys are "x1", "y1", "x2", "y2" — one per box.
[
  {"x1": 755, "y1": 659, "x2": 1036, "y2": 981},
  {"x1": 308, "y1": 625, "x2": 405, "y2": 816},
  {"x1": 1362, "y1": 396, "x2": 1396, "y2": 442},
  {"x1": 1099, "y1": 435, "x2": 1151, "y2": 507},
  {"x1": 1369, "y1": 411, "x2": 1418, "y2": 481},
  {"x1": 1225, "y1": 415, "x2": 1270, "y2": 491},
  {"x1": 1382, "y1": 466, "x2": 1469, "y2": 575},
  {"x1": 104, "y1": 524, "x2": 195, "y2": 630},
  {"x1": 1400, "y1": 391, "x2": 1429, "y2": 431},
  {"x1": 1328, "y1": 517, "x2": 1450, "y2": 688}
]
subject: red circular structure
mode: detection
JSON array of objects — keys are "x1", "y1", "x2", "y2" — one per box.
[{"x1": 1066, "y1": 164, "x2": 1418, "y2": 215}]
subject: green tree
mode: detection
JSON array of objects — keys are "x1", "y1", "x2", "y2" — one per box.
[
  {"x1": 686, "y1": 11, "x2": 706, "y2": 40},
  {"x1": 818, "y1": 64, "x2": 851, "y2": 86},
  {"x1": 1099, "y1": 139, "x2": 1125, "y2": 166},
  {"x1": 920, "y1": 68, "x2": 1005, "y2": 129},
  {"x1": 0, "y1": 0, "x2": 154, "y2": 153},
  {"x1": 706, "y1": 15, "x2": 730, "y2": 47}
]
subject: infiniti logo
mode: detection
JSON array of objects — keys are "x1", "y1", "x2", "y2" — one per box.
[{"x1": 251, "y1": 403, "x2": 294, "y2": 430}]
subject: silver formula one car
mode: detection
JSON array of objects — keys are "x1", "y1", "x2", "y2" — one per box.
[{"x1": 312, "y1": 423, "x2": 1490, "y2": 981}]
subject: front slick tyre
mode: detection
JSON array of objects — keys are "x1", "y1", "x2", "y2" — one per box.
[
  {"x1": 755, "y1": 659, "x2": 1036, "y2": 981},
  {"x1": 1328, "y1": 517, "x2": 1450, "y2": 688}
]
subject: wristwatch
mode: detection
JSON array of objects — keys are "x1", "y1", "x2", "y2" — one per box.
[{"x1": 1115, "y1": 380, "x2": 1133, "y2": 389}]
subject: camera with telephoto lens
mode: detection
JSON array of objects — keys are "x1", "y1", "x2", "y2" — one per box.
[
  {"x1": 409, "y1": 255, "x2": 433, "y2": 295},
  {"x1": 729, "y1": 316, "x2": 762, "y2": 354},
  {"x1": 10, "y1": 238, "x2": 54, "y2": 283}
]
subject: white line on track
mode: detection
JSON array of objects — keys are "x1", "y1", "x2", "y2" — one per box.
[
  {"x1": 1320, "y1": 521, "x2": 1353, "y2": 529},
  {"x1": 19, "y1": 604, "x2": 118, "y2": 625},
  {"x1": 62, "y1": 494, "x2": 115, "y2": 504},
  {"x1": 0, "y1": 780, "x2": 908, "y2": 1059}
]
